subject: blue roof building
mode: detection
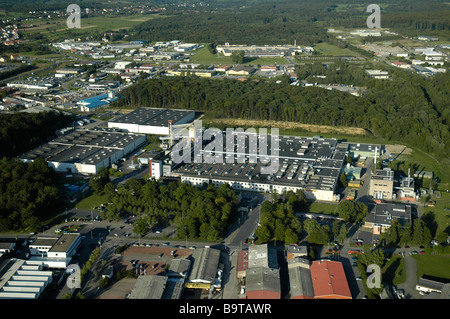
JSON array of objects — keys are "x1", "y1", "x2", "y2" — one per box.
[{"x1": 77, "y1": 91, "x2": 117, "y2": 112}]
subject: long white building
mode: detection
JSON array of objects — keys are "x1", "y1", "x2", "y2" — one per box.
[
  {"x1": 108, "y1": 107, "x2": 195, "y2": 135},
  {"x1": 19, "y1": 128, "x2": 146, "y2": 174}
]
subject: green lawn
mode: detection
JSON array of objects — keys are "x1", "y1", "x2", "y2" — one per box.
[
  {"x1": 190, "y1": 46, "x2": 234, "y2": 65},
  {"x1": 23, "y1": 13, "x2": 165, "y2": 41},
  {"x1": 382, "y1": 255, "x2": 406, "y2": 285},
  {"x1": 313, "y1": 42, "x2": 358, "y2": 57},
  {"x1": 396, "y1": 146, "x2": 450, "y2": 185},
  {"x1": 412, "y1": 254, "x2": 450, "y2": 280},
  {"x1": 306, "y1": 202, "x2": 338, "y2": 215}
]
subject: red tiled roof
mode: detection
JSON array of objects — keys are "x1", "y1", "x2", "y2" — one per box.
[{"x1": 310, "y1": 260, "x2": 352, "y2": 299}]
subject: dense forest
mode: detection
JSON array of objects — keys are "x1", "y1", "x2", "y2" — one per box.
[
  {"x1": 0, "y1": 111, "x2": 75, "y2": 158},
  {"x1": 113, "y1": 71, "x2": 449, "y2": 160},
  {"x1": 0, "y1": 158, "x2": 60, "y2": 231},
  {"x1": 128, "y1": 0, "x2": 449, "y2": 43},
  {"x1": 95, "y1": 176, "x2": 239, "y2": 242}
]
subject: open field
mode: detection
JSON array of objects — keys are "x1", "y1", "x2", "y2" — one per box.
[
  {"x1": 313, "y1": 42, "x2": 359, "y2": 56},
  {"x1": 396, "y1": 147, "x2": 450, "y2": 184},
  {"x1": 412, "y1": 254, "x2": 450, "y2": 280},
  {"x1": 421, "y1": 191, "x2": 450, "y2": 238},
  {"x1": 190, "y1": 46, "x2": 289, "y2": 66},
  {"x1": 21, "y1": 13, "x2": 165, "y2": 40},
  {"x1": 190, "y1": 46, "x2": 234, "y2": 64}
]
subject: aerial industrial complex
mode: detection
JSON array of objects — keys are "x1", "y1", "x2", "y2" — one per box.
[
  {"x1": 19, "y1": 128, "x2": 146, "y2": 174},
  {"x1": 172, "y1": 132, "x2": 361, "y2": 202}
]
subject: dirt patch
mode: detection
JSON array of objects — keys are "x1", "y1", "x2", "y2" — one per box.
[
  {"x1": 207, "y1": 118, "x2": 368, "y2": 136},
  {"x1": 123, "y1": 246, "x2": 194, "y2": 258},
  {"x1": 116, "y1": 246, "x2": 194, "y2": 276}
]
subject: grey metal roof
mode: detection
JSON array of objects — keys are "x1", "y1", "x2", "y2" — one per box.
[
  {"x1": 248, "y1": 244, "x2": 278, "y2": 269},
  {"x1": 288, "y1": 264, "x2": 314, "y2": 298},
  {"x1": 366, "y1": 203, "x2": 412, "y2": 227},
  {"x1": 129, "y1": 275, "x2": 168, "y2": 299},
  {"x1": 189, "y1": 247, "x2": 220, "y2": 283}
]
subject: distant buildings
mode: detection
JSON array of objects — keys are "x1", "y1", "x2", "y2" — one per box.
[
  {"x1": 6, "y1": 78, "x2": 57, "y2": 91},
  {"x1": 226, "y1": 66, "x2": 257, "y2": 76},
  {"x1": 28, "y1": 233, "x2": 82, "y2": 268},
  {"x1": 350, "y1": 29, "x2": 382, "y2": 37},
  {"x1": 77, "y1": 91, "x2": 117, "y2": 112},
  {"x1": 174, "y1": 43, "x2": 199, "y2": 52},
  {"x1": 167, "y1": 69, "x2": 216, "y2": 78},
  {"x1": 391, "y1": 62, "x2": 410, "y2": 69},
  {"x1": 216, "y1": 43, "x2": 309, "y2": 57},
  {"x1": 417, "y1": 36, "x2": 439, "y2": 42},
  {"x1": 365, "y1": 69, "x2": 390, "y2": 80}
]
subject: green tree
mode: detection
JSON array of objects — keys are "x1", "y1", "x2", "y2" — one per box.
[
  {"x1": 255, "y1": 224, "x2": 272, "y2": 243},
  {"x1": 412, "y1": 219, "x2": 432, "y2": 246},
  {"x1": 336, "y1": 200, "x2": 358, "y2": 223},
  {"x1": 338, "y1": 223, "x2": 348, "y2": 244},
  {"x1": 231, "y1": 50, "x2": 245, "y2": 64},
  {"x1": 285, "y1": 227, "x2": 299, "y2": 244},
  {"x1": 89, "y1": 166, "x2": 110, "y2": 195},
  {"x1": 339, "y1": 172, "x2": 348, "y2": 188},
  {"x1": 133, "y1": 217, "x2": 149, "y2": 237},
  {"x1": 356, "y1": 203, "x2": 369, "y2": 224},
  {"x1": 399, "y1": 222, "x2": 412, "y2": 245},
  {"x1": 332, "y1": 220, "x2": 341, "y2": 240}
]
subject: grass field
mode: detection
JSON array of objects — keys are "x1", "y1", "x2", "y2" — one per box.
[
  {"x1": 190, "y1": 46, "x2": 290, "y2": 66},
  {"x1": 313, "y1": 42, "x2": 359, "y2": 57},
  {"x1": 76, "y1": 193, "x2": 109, "y2": 210},
  {"x1": 22, "y1": 13, "x2": 165, "y2": 41},
  {"x1": 190, "y1": 46, "x2": 234, "y2": 64}
]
